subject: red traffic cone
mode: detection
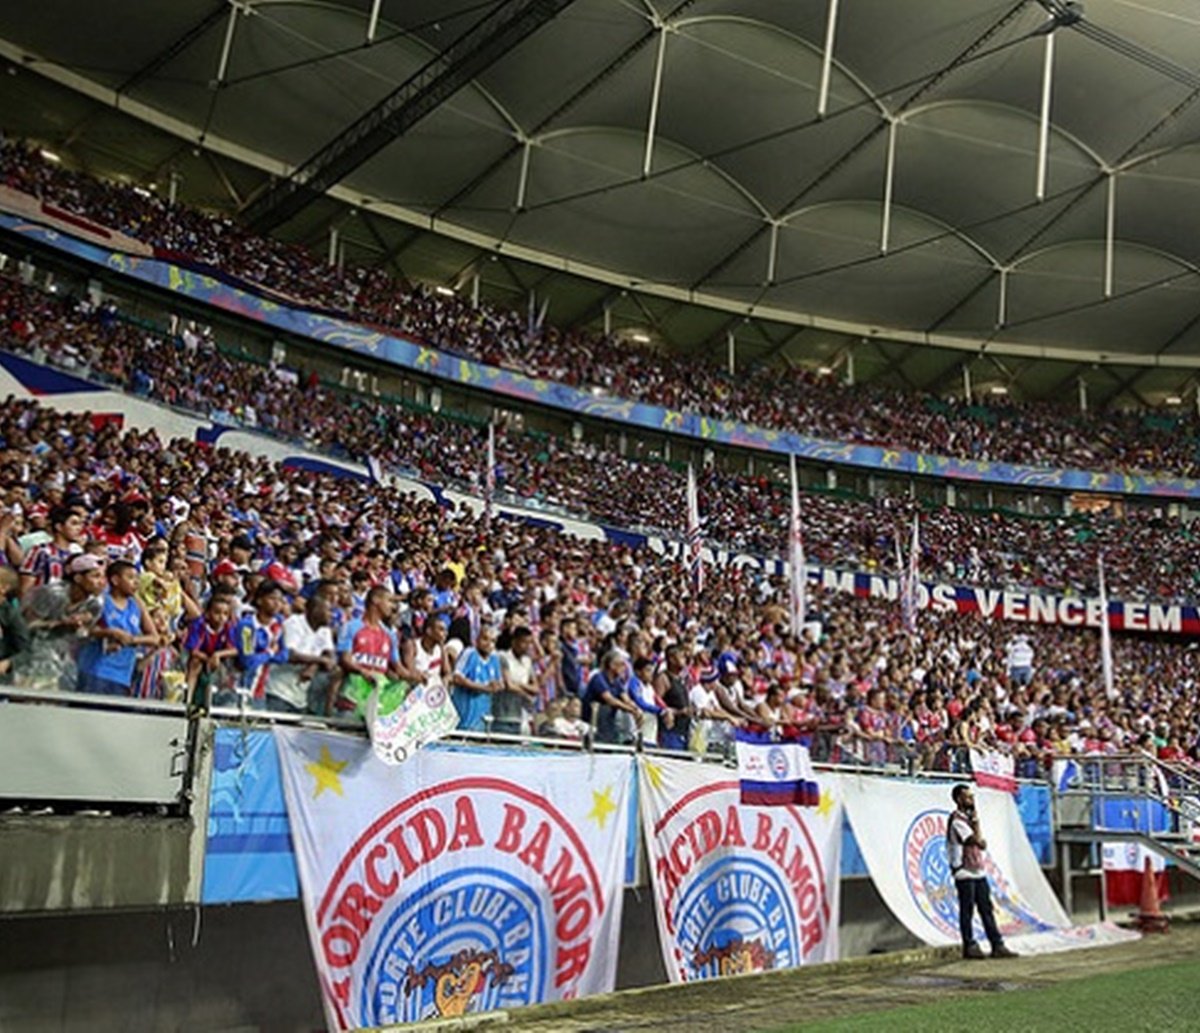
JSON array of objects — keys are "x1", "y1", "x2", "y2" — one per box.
[{"x1": 1135, "y1": 855, "x2": 1169, "y2": 933}]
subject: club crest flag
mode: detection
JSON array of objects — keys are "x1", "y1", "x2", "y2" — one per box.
[
  {"x1": 735, "y1": 729, "x2": 819, "y2": 806},
  {"x1": 274, "y1": 729, "x2": 631, "y2": 1030},
  {"x1": 839, "y1": 775, "x2": 1139, "y2": 955},
  {"x1": 639, "y1": 756, "x2": 841, "y2": 984}
]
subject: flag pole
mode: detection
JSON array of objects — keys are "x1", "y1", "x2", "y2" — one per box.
[
  {"x1": 1099, "y1": 553, "x2": 1115, "y2": 699},
  {"x1": 687, "y1": 462, "x2": 704, "y2": 595},
  {"x1": 484, "y1": 420, "x2": 496, "y2": 528},
  {"x1": 788, "y1": 454, "x2": 807, "y2": 636}
]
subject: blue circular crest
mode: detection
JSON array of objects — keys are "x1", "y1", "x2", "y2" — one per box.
[
  {"x1": 766, "y1": 746, "x2": 789, "y2": 780},
  {"x1": 359, "y1": 866, "x2": 546, "y2": 1025},
  {"x1": 673, "y1": 856, "x2": 799, "y2": 980}
]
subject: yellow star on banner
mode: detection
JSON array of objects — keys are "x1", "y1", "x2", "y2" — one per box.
[
  {"x1": 587, "y1": 786, "x2": 618, "y2": 830},
  {"x1": 643, "y1": 760, "x2": 664, "y2": 792},
  {"x1": 816, "y1": 788, "x2": 835, "y2": 819},
  {"x1": 306, "y1": 745, "x2": 348, "y2": 799}
]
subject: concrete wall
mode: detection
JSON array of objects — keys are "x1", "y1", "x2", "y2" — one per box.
[
  {"x1": 0, "y1": 816, "x2": 200, "y2": 915},
  {"x1": 3, "y1": 867, "x2": 1196, "y2": 1032},
  {"x1": 0, "y1": 882, "x2": 919, "y2": 1033},
  {"x1": 0, "y1": 902, "x2": 324, "y2": 1033}
]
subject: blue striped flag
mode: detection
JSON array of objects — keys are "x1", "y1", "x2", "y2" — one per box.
[{"x1": 735, "y1": 728, "x2": 819, "y2": 807}]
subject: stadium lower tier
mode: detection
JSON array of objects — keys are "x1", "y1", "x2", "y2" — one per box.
[{"x1": 0, "y1": 386, "x2": 1196, "y2": 771}]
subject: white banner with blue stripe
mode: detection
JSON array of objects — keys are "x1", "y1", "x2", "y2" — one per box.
[{"x1": 735, "y1": 729, "x2": 819, "y2": 806}]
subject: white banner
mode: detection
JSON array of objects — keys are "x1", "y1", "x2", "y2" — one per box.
[
  {"x1": 275, "y1": 729, "x2": 631, "y2": 1030},
  {"x1": 366, "y1": 680, "x2": 458, "y2": 765},
  {"x1": 639, "y1": 756, "x2": 842, "y2": 982},
  {"x1": 839, "y1": 775, "x2": 1138, "y2": 955},
  {"x1": 969, "y1": 748, "x2": 1016, "y2": 794}
]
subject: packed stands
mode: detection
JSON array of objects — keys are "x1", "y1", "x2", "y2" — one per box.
[
  {"x1": 2, "y1": 138, "x2": 1199, "y2": 782},
  {"x1": 0, "y1": 393, "x2": 1197, "y2": 776},
  {"x1": 1, "y1": 270, "x2": 1197, "y2": 605},
  {"x1": 4, "y1": 138, "x2": 1200, "y2": 482}
]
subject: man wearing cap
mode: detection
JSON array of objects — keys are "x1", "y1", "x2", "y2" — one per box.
[
  {"x1": 228, "y1": 534, "x2": 256, "y2": 574},
  {"x1": 20, "y1": 552, "x2": 106, "y2": 691},
  {"x1": 947, "y1": 784, "x2": 1018, "y2": 960},
  {"x1": 713, "y1": 652, "x2": 759, "y2": 726},
  {"x1": 208, "y1": 559, "x2": 244, "y2": 607}
]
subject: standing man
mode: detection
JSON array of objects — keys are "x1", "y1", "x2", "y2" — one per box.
[
  {"x1": 583, "y1": 650, "x2": 642, "y2": 745},
  {"x1": 451, "y1": 625, "x2": 503, "y2": 732},
  {"x1": 495, "y1": 626, "x2": 538, "y2": 736},
  {"x1": 947, "y1": 785, "x2": 1018, "y2": 960},
  {"x1": 337, "y1": 585, "x2": 401, "y2": 713}
]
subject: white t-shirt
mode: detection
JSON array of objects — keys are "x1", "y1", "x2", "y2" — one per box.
[
  {"x1": 412, "y1": 638, "x2": 445, "y2": 688},
  {"x1": 266, "y1": 614, "x2": 335, "y2": 710},
  {"x1": 689, "y1": 684, "x2": 719, "y2": 750},
  {"x1": 1007, "y1": 639, "x2": 1034, "y2": 670}
]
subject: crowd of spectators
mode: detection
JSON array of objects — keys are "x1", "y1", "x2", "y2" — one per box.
[
  {"x1": 0, "y1": 397, "x2": 1197, "y2": 781},
  {"x1": 2, "y1": 270, "x2": 1198, "y2": 606},
  {"x1": 4, "y1": 138, "x2": 1200, "y2": 481}
]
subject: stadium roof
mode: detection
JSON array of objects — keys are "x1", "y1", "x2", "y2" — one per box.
[{"x1": 4, "y1": 0, "x2": 1200, "y2": 407}]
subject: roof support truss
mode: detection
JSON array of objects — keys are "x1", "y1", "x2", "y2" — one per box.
[{"x1": 243, "y1": 0, "x2": 579, "y2": 232}]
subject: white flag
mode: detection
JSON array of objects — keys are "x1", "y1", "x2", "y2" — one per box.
[
  {"x1": 788, "y1": 454, "x2": 806, "y2": 634},
  {"x1": 900, "y1": 514, "x2": 919, "y2": 633},
  {"x1": 1099, "y1": 555, "x2": 1115, "y2": 699},
  {"x1": 686, "y1": 462, "x2": 703, "y2": 594}
]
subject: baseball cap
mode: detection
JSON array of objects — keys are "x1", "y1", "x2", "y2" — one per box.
[
  {"x1": 211, "y1": 559, "x2": 239, "y2": 578},
  {"x1": 261, "y1": 562, "x2": 299, "y2": 594},
  {"x1": 67, "y1": 554, "x2": 105, "y2": 575}
]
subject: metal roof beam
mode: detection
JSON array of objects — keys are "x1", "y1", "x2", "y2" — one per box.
[{"x1": 242, "y1": 0, "x2": 578, "y2": 233}]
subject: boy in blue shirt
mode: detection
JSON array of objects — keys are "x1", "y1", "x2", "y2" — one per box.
[{"x1": 77, "y1": 561, "x2": 164, "y2": 696}]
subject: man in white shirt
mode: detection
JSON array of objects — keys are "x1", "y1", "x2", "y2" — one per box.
[
  {"x1": 266, "y1": 595, "x2": 337, "y2": 715},
  {"x1": 495, "y1": 626, "x2": 538, "y2": 736},
  {"x1": 1006, "y1": 634, "x2": 1034, "y2": 687}
]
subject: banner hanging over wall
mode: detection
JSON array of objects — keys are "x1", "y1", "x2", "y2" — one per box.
[
  {"x1": 839, "y1": 776, "x2": 1139, "y2": 955},
  {"x1": 274, "y1": 729, "x2": 631, "y2": 1031},
  {"x1": 638, "y1": 756, "x2": 842, "y2": 983}
]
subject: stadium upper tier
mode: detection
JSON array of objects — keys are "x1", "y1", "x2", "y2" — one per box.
[
  {"x1": 3, "y1": 269, "x2": 1198, "y2": 606},
  {"x1": 3, "y1": 139, "x2": 1200, "y2": 493}
]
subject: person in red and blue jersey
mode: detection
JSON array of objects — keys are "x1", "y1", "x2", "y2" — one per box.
[
  {"x1": 227, "y1": 581, "x2": 288, "y2": 709},
  {"x1": 337, "y1": 585, "x2": 401, "y2": 712},
  {"x1": 19, "y1": 505, "x2": 85, "y2": 595},
  {"x1": 183, "y1": 591, "x2": 237, "y2": 706}
]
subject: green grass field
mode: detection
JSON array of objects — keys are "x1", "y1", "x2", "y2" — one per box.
[{"x1": 787, "y1": 958, "x2": 1199, "y2": 1032}]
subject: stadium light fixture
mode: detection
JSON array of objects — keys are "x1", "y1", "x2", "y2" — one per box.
[
  {"x1": 630, "y1": 332, "x2": 651, "y2": 344},
  {"x1": 434, "y1": 285, "x2": 456, "y2": 297},
  {"x1": 990, "y1": 385, "x2": 1009, "y2": 396},
  {"x1": 1165, "y1": 395, "x2": 1183, "y2": 405},
  {"x1": 817, "y1": 366, "x2": 833, "y2": 375},
  {"x1": 39, "y1": 149, "x2": 61, "y2": 163}
]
